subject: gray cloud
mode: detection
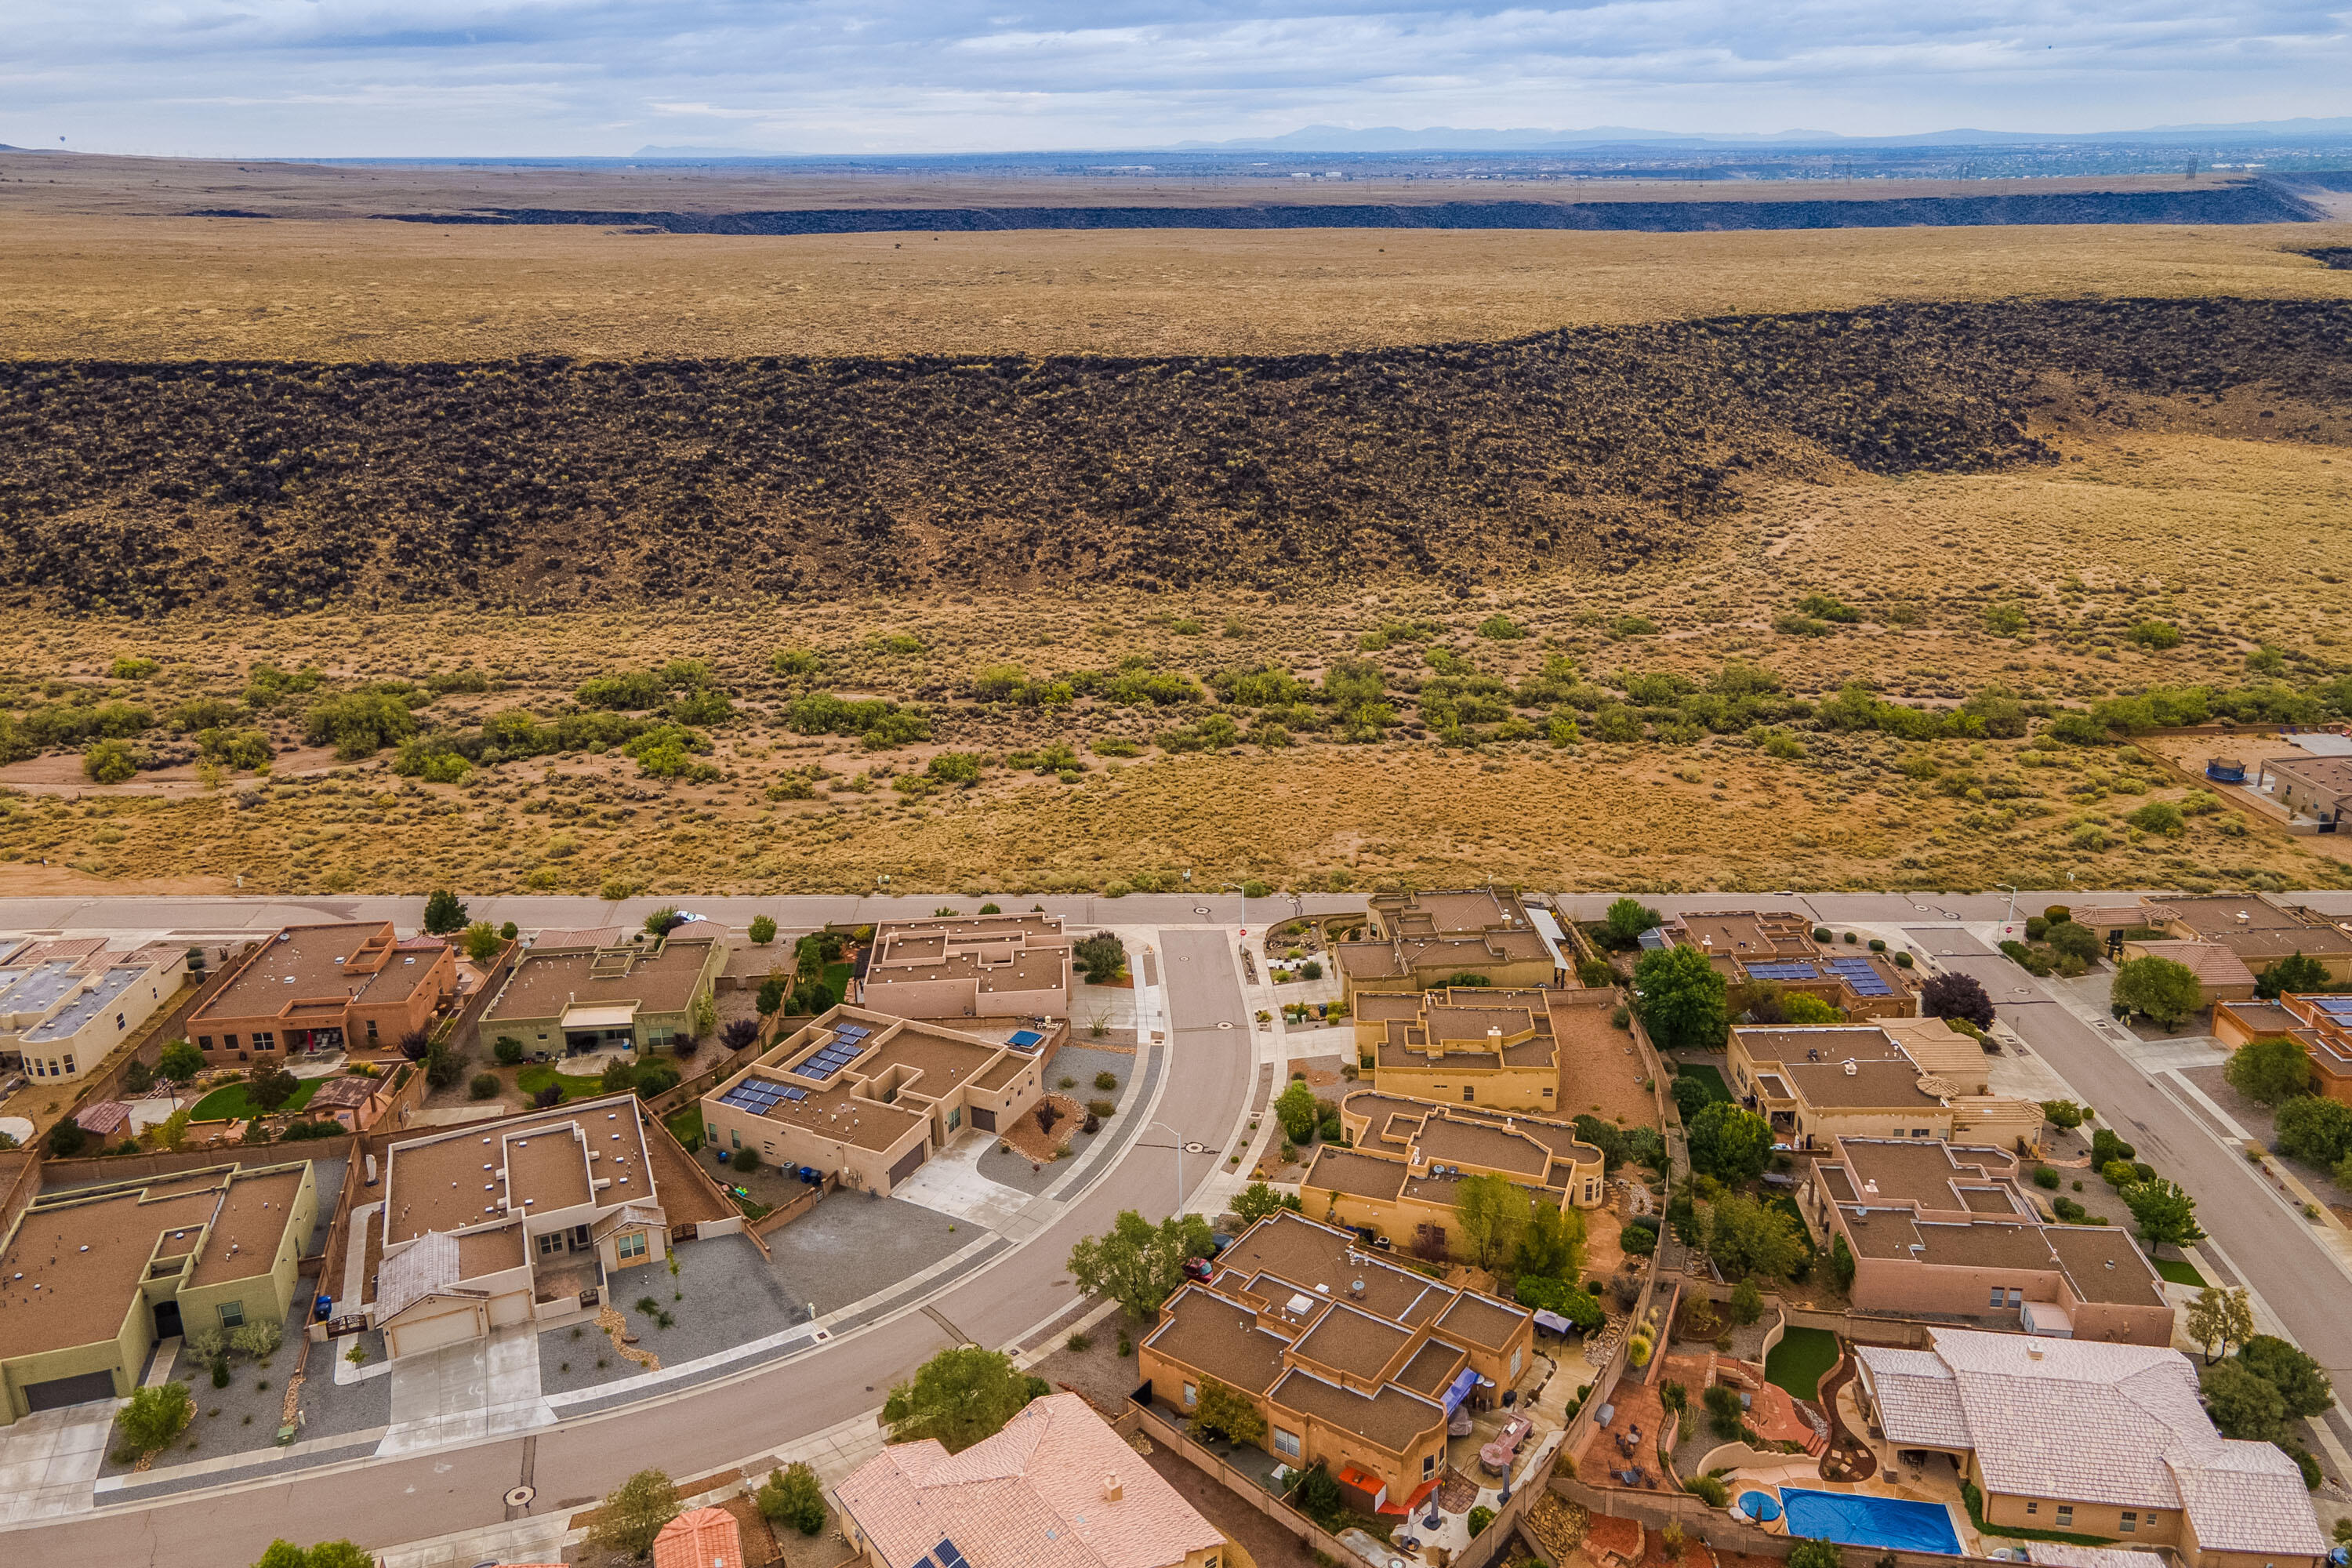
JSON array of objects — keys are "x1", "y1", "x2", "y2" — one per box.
[{"x1": 6, "y1": 0, "x2": 2348, "y2": 155}]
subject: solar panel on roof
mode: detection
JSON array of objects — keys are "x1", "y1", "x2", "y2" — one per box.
[
  {"x1": 935, "y1": 1541, "x2": 970, "y2": 1568},
  {"x1": 1748, "y1": 962, "x2": 1819, "y2": 981},
  {"x1": 1829, "y1": 957, "x2": 1894, "y2": 996},
  {"x1": 780, "y1": 1085, "x2": 807, "y2": 1102}
]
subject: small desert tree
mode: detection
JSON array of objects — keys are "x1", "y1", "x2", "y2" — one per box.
[
  {"x1": 1603, "y1": 896, "x2": 1664, "y2": 947},
  {"x1": 2226, "y1": 1036, "x2": 2314, "y2": 1105},
  {"x1": 1787, "y1": 1541, "x2": 1845, "y2": 1568},
  {"x1": 881, "y1": 1346, "x2": 1047, "y2": 1453},
  {"x1": 1068, "y1": 1209, "x2": 1215, "y2": 1319},
  {"x1": 1191, "y1": 1377, "x2": 1268, "y2": 1446},
  {"x1": 158, "y1": 1038, "x2": 205, "y2": 1083},
  {"x1": 2186, "y1": 1286, "x2": 2256, "y2": 1365},
  {"x1": 748, "y1": 914, "x2": 778, "y2": 946},
  {"x1": 756, "y1": 1461, "x2": 826, "y2": 1536},
  {"x1": 420, "y1": 888, "x2": 467, "y2": 935},
  {"x1": 1231, "y1": 1181, "x2": 1299, "y2": 1225},
  {"x1": 461, "y1": 920, "x2": 503, "y2": 964},
  {"x1": 2122, "y1": 1178, "x2": 2205, "y2": 1248},
  {"x1": 586, "y1": 1469, "x2": 681, "y2": 1561},
  {"x1": 2113, "y1": 955, "x2": 2203, "y2": 1028},
  {"x1": 114, "y1": 1381, "x2": 194, "y2": 1461}
]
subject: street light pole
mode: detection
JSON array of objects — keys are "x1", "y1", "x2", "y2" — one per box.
[{"x1": 1149, "y1": 1119, "x2": 1185, "y2": 1218}]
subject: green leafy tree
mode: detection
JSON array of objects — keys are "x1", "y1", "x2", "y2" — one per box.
[
  {"x1": 880, "y1": 1346, "x2": 1048, "y2": 1454},
  {"x1": 1780, "y1": 993, "x2": 1843, "y2": 1025},
  {"x1": 83, "y1": 739, "x2": 140, "y2": 784},
  {"x1": 2047, "y1": 921, "x2": 2103, "y2": 964},
  {"x1": 2227, "y1": 1036, "x2": 2315, "y2": 1105},
  {"x1": 2113, "y1": 955, "x2": 2204, "y2": 1028},
  {"x1": 245, "y1": 1062, "x2": 299, "y2": 1112},
  {"x1": 114, "y1": 1381, "x2": 194, "y2": 1460},
  {"x1": 748, "y1": 915, "x2": 778, "y2": 946},
  {"x1": 1704, "y1": 1194, "x2": 1806, "y2": 1279},
  {"x1": 1669, "y1": 1075, "x2": 1711, "y2": 1122},
  {"x1": 45, "y1": 1118, "x2": 87, "y2": 1156},
  {"x1": 1730, "y1": 1277, "x2": 1764, "y2": 1326},
  {"x1": 158, "y1": 1039, "x2": 204, "y2": 1083},
  {"x1": 2237, "y1": 1335, "x2": 2333, "y2": 1418},
  {"x1": 2186, "y1": 1287, "x2": 2256, "y2": 1366},
  {"x1": 2274, "y1": 1095, "x2": 2352, "y2": 1167},
  {"x1": 1632, "y1": 944, "x2": 1728, "y2": 1051},
  {"x1": 1828, "y1": 1233, "x2": 1856, "y2": 1291},
  {"x1": 1068, "y1": 1209, "x2": 1215, "y2": 1320},
  {"x1": 2255, "y1": 952, "x2": 2328, "y2": 1000},
  {"x1": 586, "y1": 1469, "x2": 681, "y2": 1560},
  {"x1": 756, "y1": 1461, "x2": 827, "y2": 1536},
  {"x1": 1190, "y1": 1376, "x2": 1268, "y2": 1445},
  {"x1": 1687, "y1": 1102, "x2": 1775, "y2": 1183},
  {"x1": 1704, "y1": 1381, "x2": 1747, "y2": 1439},
  {"x1": 1232, "y1": 1182, "x2": 1300, "y2": 1225},
  {"x1": 756, "y1": 973, "x2": 789, "y2": 1018},
  {"x1": 2122, "y1": 1178, "x2": 2205, "y2": 1248},
  {"x1": 2200, "y1": 1359, "x2": 2285, "y2": 1443},
  {"x1": 1273, "y1": 1078, "x2": 1319, "y2": 1143},
  {"x1": 1453, "y1": 1174, "x2": 1535, "y2": 1271},
  {"x1": 252, "y1": 1544, "x2": 372, "y2": 1568},
  {"x1": 1604, "y1": 897, "x2": 1664, "y2": 946},
  {"x1": 420, "y1": 888, "x2": 467, "y2": 935},
  {"x1": 461, "y1": 921, "x2": 503, "y2": 964},
  {"x1": 1513, "y1": 1201, "x2": 1586, "y2": 1283},
  {"x1": 1073, "y1": 932, "x2": 1127, "y2": 983}
]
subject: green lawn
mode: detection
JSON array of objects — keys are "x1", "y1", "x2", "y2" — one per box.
[
  {"x1": 664, "y1": 1104, "x2": 706, "y2": 1151},
  {"x1": 1674, "y1": 1062, "x2": 1733, "y2": 1104},
  {"x1": 1765, "y1": 1325, "x2": 1841, "y2": 1403},
  {"x1": 822, "y1": 960, "x2": 853, "y2": 1000},
  {"x1": 2154, "y1": 1257, "x2": 2208, "y2": 1288},
  {"x1": 191, "y1": 1075, "x2": 324, "y2": 1122},
  {"x1": 517, "y1": 1064, "x2": 608, "y2": 1102}
]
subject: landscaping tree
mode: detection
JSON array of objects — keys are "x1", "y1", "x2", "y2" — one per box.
[
  {"x1": 424, "y1": 1041, "x2": 465, "y2": 1091},
  {"x1": 2255, "y1": 952, "x2": 2328, "y2": 1000},
  {"x1": 1730, "y1": 1277, "x2": 1764, "y2": 1326},
  {"x1": 1687, "y1": 1102, "x2": 1775, "y2": 1184},
  {"x1": 1604, "y1": 896, "x2": 1664, "y2": 948},
  {"x1": 1919, "y1": 971, "x2": 1996, "y2": 1031},
  {"x1": 748, "y1": 915, "x2": 778, "y2": 946},
  {"x1": 420, "y1": 889, "x2": 467, "y2": 936},
  {"x1": 2187, "y1": 1287, "x2": 2256, "y2": 1366},
  {"x1": 2122, "y1": 1178, "x2": 2205, "y2": 1248},
  {"x1": 1632, "y1": 944, "x2": 1729, "y2": 1051},
  {"x1": 1273, "y1": 1077, "x2": 1319, "y2": 1144},
  {"x1": 1514, "y1": 1200, "x2": 1587, "y2": 1283},
  {"x1": 721, "y1": 1018, "x2": 760, "y2": 1052},
  {"x1": 1704, "y1": 1381, "x2": 1746, "y2": 1439},
  {"x1": 1073, "y1": 931, "x2": 1127, "y2": 984},
  {"x1": 1067, "y1": 1209, "x2": 1215, "y2": 1319},
  {"x1": 756, "y1": 973, "x2": 789, "y2": 1018},
  {"x1": 500, "y1": 921, "x2": 518, "y2": 940},
  {"x1": 585, "y1": 1468, "x2": 681, "y2": 1561},
  {"x1": 1828, "y1": 1234, "x2": 1857, "y2": 1291},
  {"x1": 253, "y1": 1541, "x2": 374, "y2": 1568},
  {"x1": 45, "y1": 1118, "x2": 87, "y2": 1157},
  {"x1": 2227, "y1": 1035, "x2": 2316, "y2": 1105},
  {"x1": 688, "y1": 993, "x2": 718, "y2": 1039},
  {"x1": 881, "y1": 1346, "x2": 1049, "y2": 1453},
  {"x1": 461, "y1": 920, "x2": 503, "y2": 964},
  {"x1": 397, "y1": 1028, "x2": 431, "y2": 1062},
  {"x1": 2199, "y1": 1359, "x2": 2285, "y2": 1443},
  {"x1": 114, "y1": 1381, "x2": 194, "y2": 1461},
  {"x1": 1669, "y1": 1074, "x2": 1711, "y2": 1122},
  {"x1": 1191, "y1": 1376, "x2": 1269, "y2": 1446},
  {"x1": 2047, "y1": 920, "x2": 2103, "y2": 965},
  {"x1": 1780, "y1": 993, "x2": 1844, "y2": 1025},
  {"x1": 1454, "y1": 1174, "x2": 1535, "y2": 1272},
  {"x1": 246, "y1": 1062, "x2": 300, "y2": 1113},
  {"x1": 124, "y1": 1058, "x2": 155, "y2": 1095},
  {"x1": 1704, "y1": 1194, "x2": 1807, "y2": 1280},
  {"x1": 1232, "y1": 1181, "x2": 1301, "y2": 1225},
  {"x1": 1787, "y1": 1541, "x2": 1846, "y2": 1568},
  {"x1": 2113, "y1": 955, "x2": 2204, "y2": 1029},
  {"x1": 644, "y1": 906, "x2": 687, "y2": 938},
  {"x1": 2039, "y1": 1098, "x2": 2085, "y2": 1130},
  {"x1": 2238, "y1": 1335, "x2": 2333, "y2": 1418},
  {"x1": 756, "y1": 1461, "x2": 827, "y2": 1536},
  {"x1": 2274, "y1": 1094, "x2": 2352, "y2": 1167},
  {"x1": 158, "y1": 1038, "x2": 205, "y2": 1083}
]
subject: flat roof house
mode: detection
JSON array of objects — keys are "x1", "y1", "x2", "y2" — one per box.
[
  {"x1": 2140, "y1": 893, "x2": 2352, "y2": 984},
  {"x1": 858, "y1": 913, "x2": 1072, "y2": 1025},
  {"x1": 1353, "y1": 984, "x2": 1575, "y2": 1113},
  {"x1": 1855, "y1": 1328, "x2": 2327, "y2": 1568},
  {"x1": 0, "y1": 1160, "x2": 318, "y2": 1424},
  {"x1": 189, "y1": 921, "x2": 455, "y2": 1063},
  {"x1": 701, "y1": 1005, "x2": 1050, "y2": 1198},
  {"x1": 1333, "y1": 890, "x2": 1566, "y2": 1004},
  {"x1": 2216, "y1": 993, "x2": 2352, "y2": 1108},
  {"x1": 836, "y1": 1392, "x2": 1228, "y2": 1568},
  {"x1": 1728, "y1": 1023, "x2": 2048, "y2": 1152},
  {"x1": 1802, "y1": 1134, "x2": 2172, "y2": 1345},
  {"x1": 478, "y1": 930, "x2": 725, "y2": 1057},
  {"x1": 358, "y1": 1094, "x2": 670, "y2": 1358},
  {"x1": 0, "y1": 938, "x2": 187, "y2": 1087},
  {"x1": 2255, "y1": 754, "x2": 2352, "y2": 833},
  {"x1": 1138, "y1": 1211, "x2": 1537, "y2": 1509},
  {"x1": 1306, "y1": 1091, "x2": 1606, "y2": 1261},
  {"x1": 1666, "y1": 911, "x2": 1918, "y2": 1020}
]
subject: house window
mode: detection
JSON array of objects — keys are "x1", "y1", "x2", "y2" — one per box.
[
  {"x1": 199, "y1": 1036, "x2": 213, "y2": 1049},
  {"x1": 539, "y1": 1232, "x2": 566, "y2": 1257},
  {"x1": 2056, "y1": 1507, "x2": 2073, "y2": 1528},
  {"x1": 1989, "y1": 1287, "x2": 2005, "y2": 1308},
  {"x1": 731, "y1": 1129, "x2": 741, "y2": 1150},
  {"x1": 706, "y1": 1123, "x2": 718, "y2": 1145},
  {"x1": 62, "y1": 1056, "x2": 75, "y2": 1076},
  {"x1": 2006, "y1": 1288, "x2": 2022, "y2": 1308},
  {"x1": 2121, "y1": 1512, "x2": 2136, "y2": 1534},
  {"x1": 1423, "y1": 1453, "x2": 1437, "y2": 1479},
  {"x1": 947, "y1": 1107, "x2": 961, "y2": 1131},
  {"x1": 617, "y1": 1232, "x2": 648, "y2": 1261},
  {"x1": 2026, "y1": 1502, "x2": 2038, "y2": 1516},
  {"x1": 225, "y1": 1034, "x2": 238, "y2": 1049},
  {"x1": 1272, "y1": 1428, "x2": 1301, "y2": 1459},
  {"x1": 218, "y1": 1301, "x2": 245, "y2": 1329},
  {"x1": 115, "y1": 1014, "x2": 125, "y2": 1029},
  {"x1": 367, "y1": 1019, "x2": 379, "y2": 1043},
  {"x1": 1182, "y1": 1382, "x2": 1199, "y2": 1407},
  {"x1": 1510, "y1": 1347, "x2": 1523, "y2": 1377},
  {"x1": 1911, "y1": 1128, "x2": 1929, "y2": 1138},
  {"x1": 1462, "y1": 1086, "x2": 1475, "y2": 1102},
  {"x1": 29, "y1": 1060, "x2": 42, "y2": 1078},
  {"x1": 253, "y1": 1032, "x2": 275, "y2": 1051}
]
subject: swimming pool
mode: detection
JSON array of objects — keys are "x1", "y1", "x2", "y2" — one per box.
[{"x1": 1780, "y1": 1489, "x2": 1962, "y2": 1555}]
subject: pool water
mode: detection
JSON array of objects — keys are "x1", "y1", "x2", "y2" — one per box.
[{"x1": 1780, "y1": 1488, "x2": 1962, "y2": 1555}]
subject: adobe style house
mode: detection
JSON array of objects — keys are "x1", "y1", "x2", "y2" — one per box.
[
  {"x1": 1800, "y1": 1134, "x2": 2172, "y2": 1345},
  {"x1": 1333, "y1": 890, "x2": 1567, "y2": 1005},
  {"x1": 1727, "y1": 1022, "x2": 2048, "y2": 1151},
  {"x1": 1352, "y1": 985, "x2": 1566, "y2": 1112},
  {"x1": 836, "y1": 1392, "x2": 1227, "y2": 1568},
  {"x1": 2136, "y1": 894, "x2": 2352, "y2": 985},
  {"x1": 1856, "y1": 1329, "x2": 2326, "y2": 1568},
  {"x1": 2254, "y1": 754, "x2": 2352, "y2": 835},
  {"x1": 700, "y1": 1005, "x2": 1050, "y2": 1197},
  {"x1": 1, "y1": 1160, "x2": 318, "y2": 1424},
  {"x1": 189, "y1": 921, "x2": 456, "y2": 1062},
  {"x1": 1305, "y1": 1090, "x2": 1605, "y2": 1260},
  {"x1": 1665, "y1": 910, "x2": 1918, "y2": 1019},
  {"x1": 1138, "y1": 1212, "x2": 1537, "y2": 1509},
  {"x1": 858, "y1": 913, "x2": 1073, "y2": 1023},
  {"x1": 2216, "y1": 993, "x2": 2352, "y2": 1106},
  {"x1": 479, "y1": 929, "x2": 725, "y2": 1056},
  {"x1": 0, "y1": 937, "x2": 187, "y2": 1087},
  {"x1": 355, "y1": 1094, "x2": 669, "y2": 1358}
]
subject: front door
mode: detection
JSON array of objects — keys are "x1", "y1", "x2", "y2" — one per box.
[{"x1": 154, "y1": 1301, "x2": 183, "y2": 1340}]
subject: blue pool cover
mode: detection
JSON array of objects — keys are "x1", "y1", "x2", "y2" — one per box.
[
  {"x1": 1737, "y1": 1492, "x2": 1782, "y2": 1523},
  {"x1": 1780, "y1": 1490, "x2": 1960, "y2": 1555}
]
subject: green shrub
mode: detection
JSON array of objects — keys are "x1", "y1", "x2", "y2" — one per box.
[
  {"x1": 757, "y1": 1461, "x2": 827, "y2": 1535},
  {"x1": 468, "y1": 1073, "x2": 501, "y2": 1100}
]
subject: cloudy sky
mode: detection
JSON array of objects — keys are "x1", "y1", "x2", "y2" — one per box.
[{"x1": 6, "y1": 0, "x2": 2349, "y2": 158}]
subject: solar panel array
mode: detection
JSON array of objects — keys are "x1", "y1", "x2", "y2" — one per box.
[
  {"x1": 1828, "y1": 957, "x2": 1894, "y2": 997},
  {"x1": 1746, "y1": 961, "x2": 1821, "y2": 982},
  {"x1": 717, "y1": 1079, "x2": 808, "y2": 1114},
  {"x1": 796, "y1": 1025, "x2": 871, "y2": 1083},
  {"x1": 2314, "y1": 996, "x2": 2352, "y2": 1016}
]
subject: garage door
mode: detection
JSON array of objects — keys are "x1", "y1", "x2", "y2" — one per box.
[
  {"x1": 970, "y1": 1108, "x2": 996, "y2": 1133},
  {"x1": 887, "y1": 1142, "x2": 930, "y2": 1189},
  {"x1": 24, "y1": 1369, "x2": 118, "y2": 1412},
  {"x1": 385, "y1": 1301, "x2": 482, "y2": 1359}
]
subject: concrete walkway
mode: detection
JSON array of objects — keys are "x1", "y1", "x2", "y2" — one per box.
[
  {"x1": 0, "y1": 1403, "x2": 115, "y2": 1526},
  {"x1": 890, "y1": 1128, "x2": 1036, "y2": 1232},
  {"x1": 377, "y1": 1327, "x2": 550, "y2": 1458}
]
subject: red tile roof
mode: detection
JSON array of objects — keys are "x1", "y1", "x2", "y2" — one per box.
[{"x1": 652, "y1": 1507, "x2": 744, "y2": 1568}]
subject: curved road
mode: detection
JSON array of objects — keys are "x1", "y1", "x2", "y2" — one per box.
[{"x1": 14, "y1": 925, "x2": 1256, "y2": 1566}]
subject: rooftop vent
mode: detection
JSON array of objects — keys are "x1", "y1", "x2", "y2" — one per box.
[
  {"x1": 1842, "y1": 1058, "x2": 1859, "y2": 1076},
  {"x1": 1102, "y1": 1474, "x2": 1123, "y2": 1503}
]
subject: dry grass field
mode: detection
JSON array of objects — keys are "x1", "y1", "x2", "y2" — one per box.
[{"x1": 2, "y1": 154, "x2": 2347, "y2": 898}]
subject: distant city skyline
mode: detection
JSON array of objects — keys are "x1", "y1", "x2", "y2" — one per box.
[{"x1": 9, "y1": 0, "x2": 2352, "y2": 159}]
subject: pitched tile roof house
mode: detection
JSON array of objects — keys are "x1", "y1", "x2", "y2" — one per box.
[
  {"x1": 1138, "y1": 1212, "x2": 1537, "y2": 1508},
  {"x1": 1854, "y1": 1329, "x2": 2327, "y2": 1568},
  {"x1": 836, "y1": 1392, "x2": 1227, "y2": 1568},
  {"x1": 652, "y1": 1506, "x2": 746, "y2": 1568}
]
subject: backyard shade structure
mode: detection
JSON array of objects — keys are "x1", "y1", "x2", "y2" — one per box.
[
  {"x1": 651, "y1": 1506, "x2": 745, "y2": 1568},
  {"x1": 71, "y1": 1100, "x2": 131, "y2": 1136}
]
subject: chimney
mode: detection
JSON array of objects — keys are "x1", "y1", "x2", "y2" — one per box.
[
  {"x1": 2027, "y1": 1345, "x2": 2044, "y2": 1360},
  {"x1": 1102, "y1": 1474, "x2": 1123, "y2": 1503}
]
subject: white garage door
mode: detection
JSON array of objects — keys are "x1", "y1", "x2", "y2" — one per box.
[{"x1": 387, "y1": 1301, "x2": 482, "y2": 1359}]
